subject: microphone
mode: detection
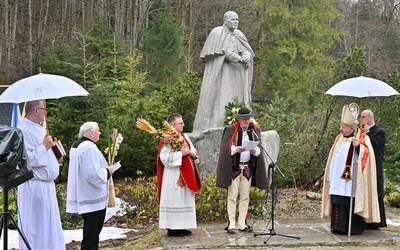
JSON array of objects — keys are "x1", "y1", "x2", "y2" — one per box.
[{"x1": 251, "y1": 129, "x2": 259, "y2": 141}]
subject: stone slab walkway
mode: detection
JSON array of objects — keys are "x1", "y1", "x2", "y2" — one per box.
[{"x1": 158, "y1": 218, "x2": 400, "y2": 249}]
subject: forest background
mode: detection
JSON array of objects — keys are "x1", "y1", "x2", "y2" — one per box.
[{"x1": 1, "y1": 0, "x2": 400, "y2": 192}]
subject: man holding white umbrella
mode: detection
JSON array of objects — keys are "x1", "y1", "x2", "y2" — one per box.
[
  {"x1": 361, "y1": 109, "x2": 387, "y2": 230},
  {"x1": 0, "y1": 73, "x2": 88, "y2": 248},
  {"x1": 17, "y1": 100, "x2": 65, "y2": 250}
]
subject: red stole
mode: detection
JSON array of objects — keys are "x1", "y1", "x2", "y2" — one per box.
[
  {"x1": 358, "y1": 130, "x2": 369, "y2": 172},
  {"x1": 156, "y1": 134, "x2": 201, "y2": 203}
]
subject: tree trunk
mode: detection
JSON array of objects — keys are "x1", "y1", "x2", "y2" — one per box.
[
  {"x1": 82, "y1": 0, "x2": 87, "y2": 89},
  {"x1": 4, "y1": 0, "x2": 10, "y2": 80},
  {"x1": 133, "y1": 0, "x2": 139, "y2": 49},
  {"x1": 28, "y1": 0, "x2": 33, "y2": 74},
  {"x1": 11, "y1": 0, "x2": 18, "y2": 50},
  {"x1": 126, "y1": 0, "x2": 133, "y2": 52},
  {"x1": 35, "y1": 0, "x2": 49, "y2": 73}
]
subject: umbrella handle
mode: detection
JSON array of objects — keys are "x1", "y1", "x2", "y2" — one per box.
[{"x1": 43, "y1": 99, "x2": 49, "y2": 135}]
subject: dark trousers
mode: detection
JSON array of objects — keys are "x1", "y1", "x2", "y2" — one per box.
[{"x1": 81, "y1": 208, "x2": 106, "y2": 250}]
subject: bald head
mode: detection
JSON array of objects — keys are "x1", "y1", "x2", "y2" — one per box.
[
  {"x1": 224, "y1": 11, "x2": 238, "y2": 21},
  {"x1": 223, "y1": 11, "x2": 239, "y2": 31},
  {"x1": 361, "y1": 109, "x2": 375, "y2": 126}
]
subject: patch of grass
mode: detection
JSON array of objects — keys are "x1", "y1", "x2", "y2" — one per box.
[
  {"x1": 115, "y1": 227, "x2": 161, "y2": 250},
  {"x1": 94, "y1": 226, "x2": 162, "y2": 250}
]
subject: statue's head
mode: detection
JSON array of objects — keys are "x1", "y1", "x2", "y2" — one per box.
[{"x1": 223, "y1": 11, "x2": 239, "y2": 31}]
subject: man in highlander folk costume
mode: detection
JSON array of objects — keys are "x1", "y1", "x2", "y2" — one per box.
[
  {"x1": 216, "y1": 107, "x2": 268, "y2": 234},
  {"x1": 321, "y1": 104, "x2": 380, "y2": 235},
  {"x1": 157, "y1": 114, "x2": 201, "y2": 237}
]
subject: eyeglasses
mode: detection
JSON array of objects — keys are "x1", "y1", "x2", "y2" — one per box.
[{"x1": 32, "y1": 107, "x2": 46, "y2": 112}]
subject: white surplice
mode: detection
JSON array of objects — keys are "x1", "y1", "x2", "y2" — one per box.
[
  {"x1": 158, "y1": 134, "x2": 197, "y2": 229},
  {"x1": 66, "y1": 140, "x2": 109, "y2": 214},
  {"x1": 17, "y1": 118, "x2": 65, "y2": 250},
  {"x1": 328, "y1": 140, "x2": 354, "y2": 197}
]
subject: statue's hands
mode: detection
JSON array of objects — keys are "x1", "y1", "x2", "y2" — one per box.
[{"x1": 240, "y1": 55, "x2": 251, "y2": 64}]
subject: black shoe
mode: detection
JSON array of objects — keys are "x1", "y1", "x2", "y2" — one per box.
[
  {"x1": 365, "y1": 223, "x2": 380, "y2": 230},
  {"x1": 179, "y1": 229, "x2": 192, "y2": 235},
  {"x1": 331, "y1": 229, "x2": 346, "y2": 235},
  {"x1": 238, "y1": 226, "x2": 253, "y2": 233},
  {"x1": 167, "y1": 229, "x2": 185, "y2": 237}
]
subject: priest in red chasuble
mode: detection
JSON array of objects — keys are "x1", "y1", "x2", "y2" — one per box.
[{"x1": 156, "y1": 114, "x2": 201, "y2": 237}]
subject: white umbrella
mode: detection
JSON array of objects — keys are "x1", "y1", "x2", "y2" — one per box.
[
  {"x1": 325, "y1": 76, "x2": 399, "y2": 112},
  {"x1": 1, "y1": 73, "x2": 89, "y2": 134},
  {"x1": 0, "y1": 73, "x2": 89, "y2": 103},
  {"x1": 325, "y1": 76, "x2": 399, "y2": 98}
]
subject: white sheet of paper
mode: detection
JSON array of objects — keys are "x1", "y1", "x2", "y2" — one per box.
[
  {"x1": 114, "y1": 161, "x2": 121, "y2": 171},
  {"x1": 242, "y1": 140, "x2": 259, "y2": 151}
]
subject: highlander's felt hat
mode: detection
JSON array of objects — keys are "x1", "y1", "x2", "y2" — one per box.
[
  {"x1": 341, "y1": 104, "x2": 357, "y2": 127},
  {"x1": 234, "y1": 107, "x2": 253, "y2": 118}
]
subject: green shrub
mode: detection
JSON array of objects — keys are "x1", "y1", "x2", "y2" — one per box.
[
  {"x1": 387, "y1": 192, "x2": 400, "y2": 208},
  {"x1": 385, "y1": 180, "x2": 398, "y2": 196},
  {"x1": 196, "y1": 174, "x2": 268, "y2": 222},
  {"x1": 57, "y1": 183, "x2": 83, "y2": 229},
  {"x1": 196, "y1": 174, "x2": 227, "y2": 221},
  {"x1": 122, "y1": 176, "x2": 159, "y2": 227},
  {"x1": 56, "y1": 174, "x2": 276, "y2": 229},
  {"x1": 0, "y1": 188, "x2": 18, "y2": 229}
]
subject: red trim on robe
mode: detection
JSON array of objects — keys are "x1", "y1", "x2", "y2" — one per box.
[
  {"x1": 156, "y1": 136, "x2": 201, "y2": 203},
  {"x1": 358, "y1": 130, "x2": 369, "y2": 172}
]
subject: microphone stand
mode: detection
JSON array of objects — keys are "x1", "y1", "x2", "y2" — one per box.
[
  {"x1": 0, "y1": 186, "x2": 32, "y2": 250},
  {"x1": 251, "y1": 130, "x2": 300, "y2": 243}
]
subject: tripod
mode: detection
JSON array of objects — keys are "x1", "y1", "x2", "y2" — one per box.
[
  {"x1": 0, "y1": 187, "x2": 31, "y2": 250},
  {"x1": 253, "y1": 139, "x2": 300, "y2": 243}
]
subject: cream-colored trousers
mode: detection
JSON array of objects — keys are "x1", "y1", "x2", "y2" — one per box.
[{"x1": 227, "y1": 171, "x2": 252, "y2": 230}]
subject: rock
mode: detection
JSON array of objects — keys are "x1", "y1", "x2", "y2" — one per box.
[{"x1": 306, "y1": 191, "x2": 322, "y2": 200}]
